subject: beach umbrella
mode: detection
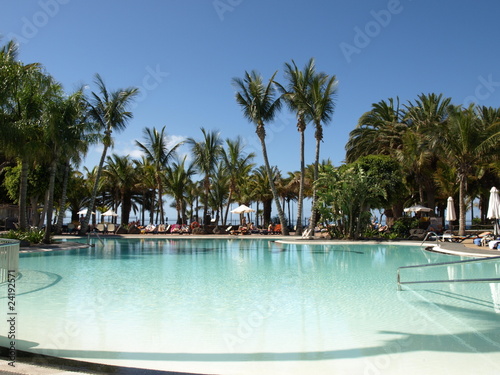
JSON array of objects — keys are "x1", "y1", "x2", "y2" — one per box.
[
  {"x1": 230, "y1": 204, "x2": 255, "y2": 225},
  {"x1": 77, "y1": 208, "x2": 95, "y2": 215},
  {"x1": 446, "y1": 196, "x2": 456, "y2": 233},
  {"x1": 230, "y1": 204, "x2": 255, "y2": 214},
  {"x1": 102, "y1": 209, "x2": 118, "y2": 217},
  {"x1": 403, "y1": 204, "x2": 433, "y2": 213},
  {"x1": 487, "y1": 187, "x2": 500, "y2": 236}
]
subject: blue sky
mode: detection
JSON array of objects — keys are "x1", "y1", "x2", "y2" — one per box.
[{"x1": 2, "y1": 0, "x2": 500, "y2": 222}]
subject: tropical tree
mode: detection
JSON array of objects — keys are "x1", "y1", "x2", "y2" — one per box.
[
  {"x1": 315, "y1": 164, "x2": 386, "y2": 239},
  {"x1": 103, "y1": 154, "x2": 139, "y2": 224},
  {"x1": 250, "y1": 165, "x2": 275, "y2": 226},
  {"x1": 135, "y1": 126, "x2": 181, "y2": 224},
  {"x1": 304, "y1": 71, "x2": 337, "y2": 232},
  {"x1": 345, "y1": 98, "x2": 407, "y2": 162},
  {"x1": 41, "y1": 88, "x2": 88, "y2": 242},
  {"x1": 164, "y1": 156, "x2": 196, "y2": 224},
  {"x1": 187, "y1": 128, "x2": 223, "y2": 226},
  {"x1": 276, "y1": 58, "x2": 316, "y2": 235},
  {"x1": 433, "y1": 104, "x2": 500, "y2": 235},
  {"x1": 79, "y1": 74, "x2": 138, "y2": 234},
  {"x1": 221, "y1": 136, "x2": 255, "y2": 225},
  {"x1": 232, "y1": 70, "x2": 289, "y2": 235},
  {"x1": 402, "y1": 93, "x2": 451, "y2": 210}
]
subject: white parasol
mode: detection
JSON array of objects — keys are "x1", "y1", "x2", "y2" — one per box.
[
  {"x1": 403, "y1": 204, "x2": 433, "y2": 213},
  {"x1": 446, "y1": 196, "x2": 456, "y2": 233},
  {"x1": 77, "y1": 208, "x2": 95, "y2": 215},
  {"x1": 102, "y1": 209, "x2": 118, "y2": 217},
  {"x1": 230, "y1": 204, "x2": 255, "y2": 214},
  {"x1": 487, "y1": 187, "x2": 500, "y2": 236}
]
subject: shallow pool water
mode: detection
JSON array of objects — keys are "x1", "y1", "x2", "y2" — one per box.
[{"x1": 2, "y1": 238, "x2": 500, "y2": 374}]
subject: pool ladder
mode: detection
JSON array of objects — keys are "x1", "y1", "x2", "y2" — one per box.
[
  {"x1": 397, "y1": 255, "x2": 500, "y2": 291},
  {"x1": 87, "y1": 231, "x2": 104, "y2": 247}
]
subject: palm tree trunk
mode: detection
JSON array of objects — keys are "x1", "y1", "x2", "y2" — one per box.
[
  {"x1": 257, "y1": 125, "x2": 289, "y2": 235},
  {"x1": 223, "y1": 188, "x2": 233, "y2": 226},
  {"x1": 19, "y1": 160, "x2": 29, "y2": 230},
  {"x1": 80, "y1": 144, "x2": 108, "y2": 234},
  {"x1": 156, "y1": 175, "x2": 164, "y2": 224},
  {"x1": 296, "y1": 129, "x2": 305, "y2": 235},
  {"x1": 43, "y1": 159, "x2": 58, "y2": 243},
  {"x1": 55, "y1": 162, "x2": 70, "y2": 234},
  {"x1": 308, "y1": 130, "x2": 321, "y2": 232},
  {"x1": 458, "y1": 174, "x2": 466, "y2": 236}
]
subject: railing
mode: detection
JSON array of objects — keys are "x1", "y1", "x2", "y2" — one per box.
[
  {"x1": 397, "y1": 255, "x2": 500, "y2": 291},
  {"x1": 0, "y1": 238, "x2": 19, "y2": 283},
  {"x1": 420, "y1": 231, "x2": 440, "y2": 247},
  {"x1": 87, "y1": 231, "x2": 104, "y2": 246}
]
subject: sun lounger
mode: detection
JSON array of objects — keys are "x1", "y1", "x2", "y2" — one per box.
[{"x1": 440, "y1": 233, "x2": 472, "y2": 243}]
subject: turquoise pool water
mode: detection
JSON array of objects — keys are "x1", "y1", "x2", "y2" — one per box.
[{"x1": 2, "y1": 238, "x2": 500, "y2": 374}]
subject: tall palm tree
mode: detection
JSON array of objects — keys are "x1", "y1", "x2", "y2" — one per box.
[
  {"x1": 433, "y1": 104, "x2": 500, "y2": 235},
  {"x1": 277, "y1": 58, "x2": 316, "y2": 235},
  {"x1": 402, "y1": 93, "x2": 451, "y2": 209},
  {"x1": 42, "y1": 88, "x2": 88, "y2": 242},
  {"x1": 304, "y1": 71, "x2": 337, "y2": 232},
  {"x1": 221, "y1": 136, "x2": 255, "y2": 225},
  {"x1": 79, "y1": 74, "x2": 138, "y2": 234},
  {"x1": 232, "y1": 70, "x2": 289, "y2": 235},
  {"x1": 187, "y1": 127, "x2": 223, "y2": 226},
  {"x1": 135, "y1": 126, "x2": 181, "y2": 224}
]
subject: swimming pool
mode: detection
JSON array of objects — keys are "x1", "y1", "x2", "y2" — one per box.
[{"x1": 2, "y1": 238, "x2": 500, "y2": 374}]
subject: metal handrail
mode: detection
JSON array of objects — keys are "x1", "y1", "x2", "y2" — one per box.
[
  {"x1": 0, "y1": 238, "x2": 19, "y2": 282},
  {"x1": 420, "y1": 231, "x2": 440, "y2": 247},
  {"x1": 397, "y1": 255, "x2": 500, "y2": 291},
  {"x1": 87, "y1": 231, "x2": 104, "y2": 246}
]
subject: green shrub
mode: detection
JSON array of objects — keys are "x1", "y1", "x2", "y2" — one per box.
[
  {"x1": 0, "y1": 228, "x2": 46, "y2": 244},
  {"x1": 391, "y1": 217, "x2": 419, "y2": 238}
]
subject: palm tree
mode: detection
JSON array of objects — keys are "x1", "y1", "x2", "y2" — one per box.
[
  {"x1": 345, "y1": 98, "x2": 407, "y2": 162},
  {"x1": 277, "y1": 58, "x2": 316, "y2": 235},
  {"x1": 402, "y1": 93, "x2": 451, "y2": 210},
  {"x1": 103, "y1": 154, "x2": 139, "y2": 224},
  {"x1": 187, "y1": 127, "x2": 223, "y2": 226},
  {"x1": 232, "y1": 70, "x2": 289, "y2": 235},
  {"x1": 250, "y1": 165, "x2": 275, "y2": 226},
  {"x1": 304, "y1": 71, "x2": 337, "y2": 232},
  {"x1": 133, "y1": 156, "x2": 157, "y2": 225},
  {"x1": 42, "y1": 88, "x2": 88, "y2": 242},
  {"x1": 433, "y1": 104, "x2": 500, "y2": 235},
  {"x1": 221, "y1": 136, "x2": 255, "y2": 225},
  {"x1": 79, "y1": 74, "x2": 138, "y2": 234},
  {"x1": 135, "y1": 126, "x2": 181, "y2": 224},
  {"x1": 164, "y1": 156, "x2": 196, "y2": 224}
]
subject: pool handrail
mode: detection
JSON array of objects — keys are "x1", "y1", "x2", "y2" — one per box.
[
  {"x1": 0, "y1": 238, "x2": 19, "y2": 282},
  {"x1": 397, "y1": 254, "x2": 500, "y2": 291}
]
